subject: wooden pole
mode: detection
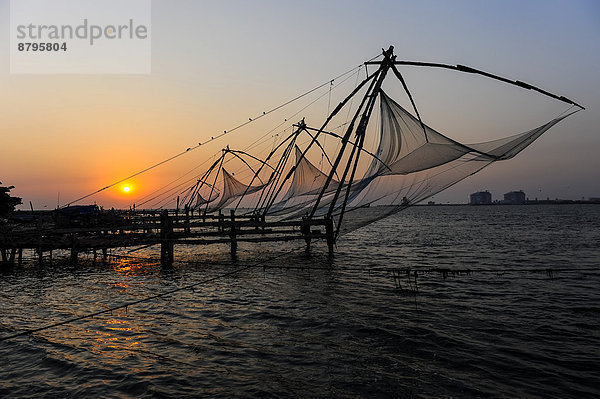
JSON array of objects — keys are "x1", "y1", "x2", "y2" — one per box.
[
  {"x1": 325, "y1": 217, "x2": 335, "y2": 254},
  {"x1": 230, "y1": 209, "x2": 237, "y2": 258},
  {"x1": 160, "y1": 210, "x2": 174, "y2": 266},
  {"x1": 70, "y1": 235, "x2": 78, "y2": 264},
  {"x1": 7, "y1": 248, "x2": 16, "y2": 265},
  {"x1": 301, "y1": 219, "x2": 311, "y2": 251},
  {"x1": 184, "y1": 206, "x2": 190, "y2": 234}
]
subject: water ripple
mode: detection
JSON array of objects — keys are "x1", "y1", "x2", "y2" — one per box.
[{"x1": 0, "y1": 205, "x2": 599, "y2": 397}]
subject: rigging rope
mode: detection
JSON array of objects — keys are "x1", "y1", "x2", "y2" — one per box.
[
  {"x1": 98, "y1": 253, "x2": 600, "y2": 277},
  {"x1": 3, "y1": 238, "x2": 596, "y2": 342},
  {"x1": 0, "y1": 245, "x2": 307, "y2": 342},
  {"x1": 142, "y1": 67, "x2": 364, "y2": 210},
  {"x1": 63, "y1": 56, "x2": 382, "y2": 209}
]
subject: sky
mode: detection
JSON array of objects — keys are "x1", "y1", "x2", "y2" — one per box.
[{"x1": 1, "y1": 0, "x2": 599, "y2": 209}]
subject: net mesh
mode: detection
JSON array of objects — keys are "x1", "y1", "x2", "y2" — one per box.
[
  {"x1": 205, "y1": 169, "x2": 266, "y2": 212},
  {"x1": 180, "y1": 68, "x2": 578, "y2": 237}
]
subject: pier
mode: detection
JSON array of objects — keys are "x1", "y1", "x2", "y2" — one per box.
[{"x1": 0, "y1": 210, "x2": 335, "y2": 267}]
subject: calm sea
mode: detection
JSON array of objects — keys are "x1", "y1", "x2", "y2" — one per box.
[{"x1": 1, "y1": 205, "x2": 599, "y2": 398}]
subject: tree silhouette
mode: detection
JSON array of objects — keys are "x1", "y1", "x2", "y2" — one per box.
[{"x1": 0, "y1": 182, "x2": 22, "y2": 218}]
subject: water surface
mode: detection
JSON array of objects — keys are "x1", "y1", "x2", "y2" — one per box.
[{"x1": 1, "y1": 205, "x2": 599, "y2": 398}]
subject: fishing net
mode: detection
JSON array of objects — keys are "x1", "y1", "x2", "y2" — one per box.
[
  {"x1": 179, "y1": 49, "x2": 580, "y2": 238},
  {"x1": 204, "y1": 169, "x2": 266, "y2": 212},
  {"x1": 186, "y1": 89, "x2": 577, "y2": 235}
]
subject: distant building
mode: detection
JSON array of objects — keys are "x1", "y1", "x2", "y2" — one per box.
[
  {"x1": 504, "y1": 190, "x2": 526, "y2": 205},
  {"x1": 470, "y1": 191, "x2": 492, "y2": 205}
]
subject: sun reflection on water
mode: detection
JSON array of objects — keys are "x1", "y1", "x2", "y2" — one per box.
[
  {"x1": 112, "y1": 258, "x2": 152, "y2": 276},
  {"x1": 91, "y1": 312, "x2": 144, "y2": 354}
]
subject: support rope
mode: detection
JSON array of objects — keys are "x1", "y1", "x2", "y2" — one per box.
[
  {"x1": 63, "y1": 56, "x2": 381, "y2": 208},
  {"x1": 0, "y1": 245, "x2": 306, "y2": 342}
]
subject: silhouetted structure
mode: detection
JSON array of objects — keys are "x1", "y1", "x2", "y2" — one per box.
[
  {"x1": 0, "y1": 209, "x2": 335, "y2": 267},
  {"x1": 470, "y1": 191, "x2": 492, "y2": 205},
  {"x1": 2, "y1": 46, "x2": 585, "y2": 266},
  {"x1": 503, "y1": 190, "x2": 526, "y2": 205}
]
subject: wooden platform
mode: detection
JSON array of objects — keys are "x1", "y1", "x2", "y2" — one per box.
[{"x1": 0, "y1": 209, "x2": 335, "y2": 266}]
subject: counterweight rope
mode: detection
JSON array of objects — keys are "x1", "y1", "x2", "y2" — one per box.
[
  {"x1": 2, "y1": 247, "x2": 596, "y2": 342},
  {"x1": 62, "y1": 55, "x2": 382, "y2": 208},
  {"x1": 137, "y1": 67, "x2": 363, "y2": 209},
  {"x1": 0, "y1": 245, "x2": 306, "y2": 342}
]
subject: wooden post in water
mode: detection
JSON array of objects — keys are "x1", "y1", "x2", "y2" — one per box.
[
  {"x1": 184, "y1": 206, "x2": 190, "y2": 234},
  {"x1": 325, "y1": 217, "x2": 335, "y2": 255},
  {"x1": 70, "y1": 248, "x2": 78, "y2": 264},
  {"x1": 69, "y1": 235, "x2": 78, "y2": 264},
  {"x1": 0, "y1": 248, "x2": 16, "y2": 267},
  {"x1": 301, "y1": 218, "x2": 311, "y2": 252},
  {"x1": 160, "y1": 210, "x2": 174, "y2": 266},
  {"x1": 7, "y1": 248, "x2": 16, "y2": 265},
  {"x1": 230, "y1": 209, "x2": 237, "y2": 258},
  {"x1": 36, "y1": 217, "x2": 43, "y2": 265}
]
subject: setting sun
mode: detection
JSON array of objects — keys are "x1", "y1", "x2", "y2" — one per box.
[{"x1": 123, "y1": 186, "x2": 131, "y2": 193}]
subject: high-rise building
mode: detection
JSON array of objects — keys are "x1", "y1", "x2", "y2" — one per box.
[
  {"x1": 470, "y1": 191, "x2": 492, "y2": 205},
  {"x1": 504, "y1": 190, "x2": 526, "y2": 205}
]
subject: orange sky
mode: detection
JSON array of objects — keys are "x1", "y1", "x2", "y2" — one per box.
[{"x1": 1, "y1": 0, "x2": 599, "y2": 209}]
